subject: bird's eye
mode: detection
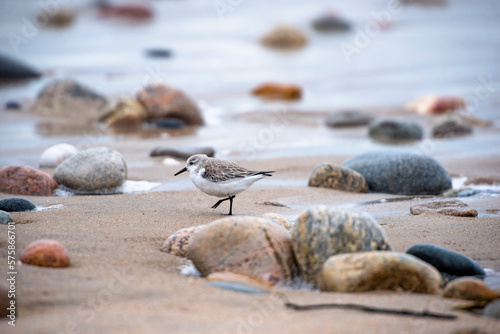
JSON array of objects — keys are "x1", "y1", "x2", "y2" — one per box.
[{"x1": 189, "y1": 161, "x2": 195, "y2": 165}]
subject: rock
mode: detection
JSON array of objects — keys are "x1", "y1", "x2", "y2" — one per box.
[
  {"x1": 150, "y1": 146, "x2": 215, "y2": 159},
  {"x1": 406, "y1": 243, "x2": 486, "y2": 278},
  {"x1": 317, "y1": 252, "x2": 442, "y2": 294},
  {"x1": 0, "y1": 197, "x2": 36, "y2": 212},
  {"x1": 98, "y1": 3, "x2": 153, "y2": 20},
  {"x1": 100, "y1": 98, "x2": 147, "y2": 129},
  {"x1": 0, "y1": 278, "x2": 10, "y2": 317},
  {"x1": 145, "y1": 48, "x2": 172, "y2": 58},
  {"x1": 45, "y1": 8, "x2": 75, "y2": 28},
  {"x1": 20, "y1": 239, "x2": 70, "y2": 268},
  {"x1": 449, "y1": 328, "x2": 491, "y2": 334},
  {"x1": 187, "y1": 216, "x2": 297, "y2": 285},
  {"x1": 53, "y1": 147, "x2": 127, "y2": 192},
  {"x1": 261, "y1": 25, "x2": 308, "y2": 51},
  {"x1": 343, "y1": 150, "x2": 452, "y2": 195},
  {"x1": 325, "y1": 110, "x2": 374, "y2": 128},
  {"x1": 150, "y1": 118, "x2": 186, "y2": 129},
  {"x1": 406, "y1": 95, "x2": 465, "y2": 115},
  {"x1": 261, "y1": 213, "x2": 293, "y2": 232},
  {"x1": 40, "y1": 143, "x2": 79, "y2": 168},
  {"x1": 308, "y1": 164, "x2": 368, "y2": 193},
  {"x1": 31, "y1": 80, "x2": 108, "y2": 121},
  {"x1": 207, "y1": 272, "x2": 273, "y2": 291},
  {"x1": 0, "y1": 210, "x2": 12, "y2": 224},
  {"x1": 483, "y1": 299, "x2": 500, "y2": 319},
  {"x1": 0, "y1": 53, "x2": 40, "y2": 80},
  {"x1": 0, "y1": 165, "x2": 58, "y2": 196},
  {"x1": 432, "y1": 118, "x2": 473, "y2": 138},
  {"x1": 136, "y1": 83, "x2": 204, "y2": 125},
  {"x1": 4, "y1": 100, "x2": 21, "y2": 110},
  {"x1": 160, "y1": 225, "x2": 205, "y2": 258},
  {"x1": 443, "y1": 277, "x2": 500, "y2": 301},
  {"x1": 312, "y1": 13, "x2": 351, "y2": 32},
  {"x1": 410, "y1": 199, "x2": 478, "y2": 217},
  {"x1": 368, "y1": 118, "x2": 423, "y2": 143},
  {"x1": 292, "y1": 206, "x2": 391, "y2": 283},
  {"x1": 252, "y1": 82, "x2": 302, "y2": 101}
]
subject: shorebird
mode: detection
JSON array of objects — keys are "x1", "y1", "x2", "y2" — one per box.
[{"x1": 174, "y1": 154, "x2": 274, "y2": 215}]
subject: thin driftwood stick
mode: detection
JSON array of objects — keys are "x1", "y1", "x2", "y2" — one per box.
[{"x1": 285, "y1": 302, "x2": 457, "y2": 320}]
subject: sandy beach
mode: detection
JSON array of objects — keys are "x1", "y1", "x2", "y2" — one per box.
[{"x1": 1, "y1": 0, "x2": 500, "y2": 333}]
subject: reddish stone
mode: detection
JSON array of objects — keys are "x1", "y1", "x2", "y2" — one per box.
[
  {"x1": 160, "y1": 225, "x2": 205, "y2": 258},
  {"x1": 252, "y1": 82, "x2": 302, "y2": 101},
  {"x1": 99, "y1": 3, "x2": 153, "y2": 20},
  {"x1": 20, "y1": 240, "x2": 70, "y2": 268},
  {"x1": 0, "y1": 165, "x2": 58, "y2": 196}
]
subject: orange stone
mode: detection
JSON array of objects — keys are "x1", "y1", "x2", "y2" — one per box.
[
  {"x1": 161, "y1": 225, "x2": 205, "y2": 258},
  {"x1": 20, "y1": 240, "x2": 70, "y2": 268},
  {"x1": 0, "y1": 165, "x2": 58, "y2": 196},
  {"x1": 252, "y1": 82, "x2": 302, "y2": 101}
]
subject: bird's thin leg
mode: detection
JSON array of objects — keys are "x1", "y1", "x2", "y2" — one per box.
[
  {"x1": 211, "y1": 195, "x2": 235, "y2": 209},
  {"x1": 228, "y1": 195, "x2": 234, "y2": 215}
]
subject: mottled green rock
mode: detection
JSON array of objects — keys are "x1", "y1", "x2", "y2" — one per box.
[
  {"x1": 308, "y1": 164, "x2": 368, "y2": 193},
  {"x1": 369, "y1": 118, "x2": 423, "y2": 143},
  {"x1": 317, "y1": 251, "x2": 442, "y2": 294},
  {"x1": 292, "y1": 206, "x2": 391, "y2": 283},
  {"x1": 410, "y1": 199, "x2": 478, "y2": 217},
  {"x1": 261, "y1": 213, "x2": 293, "y2": 232}
]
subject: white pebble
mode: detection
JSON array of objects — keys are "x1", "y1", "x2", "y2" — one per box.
[{"x1": 40, "y1": 144, "x2": 79, "y2": 168}]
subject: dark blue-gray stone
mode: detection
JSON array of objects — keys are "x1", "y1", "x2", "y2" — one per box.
[
  {"x1": 406, "y1": 243, "x2": 485, "y2": 278},
  {"x1": 206, "y1": 281, "x2": 265, "y2": 294},
  {"x1": 0, "y1": 210, "x2": 13, "y2": 224},
  {"x1": 368, "y1": 119, "x2": 423, "y2": 143},
  {"x1": 0, "y1": 54, "x2": 40, "y2": 79},
  {"x1": 312, "y1": 15, "x2": 351, "y2": 32},
  {"x1": 0, "y1": 197, "x2": 36, "y2": 212},
  {"x1": 151, "y1": 118, "x2": 186, "y2": 129},
  {"x1": 343, "y1": 150, "x2": 452, "y2": 195},
  {"x1": 325, "y1": 110, "x2": 374, "y2": 128},
  {"x1": 5, "y1": 101, "x2": 21, "y2": 110}
]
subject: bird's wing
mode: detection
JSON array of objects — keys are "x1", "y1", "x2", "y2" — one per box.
[{"x1": 202, "y1": 160, "x2": 254, "y2": 182}]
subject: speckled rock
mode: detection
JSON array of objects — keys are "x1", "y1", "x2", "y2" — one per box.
[
  {"x1": 150, "y1": 146, "x2": 215, "y2": 159},
  {"x1": 325, "y1": 110, "x2": 374, "y2": 128},
  {"x1": 252, "y1": 82, "x2": 302, "y2": 101},
  {"x1": 136, "y1": 83, "x2": 204, "y2": 125},
  {"x1": 292, "y1": 206, "x2": 391, "y2": 283},
  {"x1": 483, "y1": 299, "x2": 500, "y2": 319},
  {"x1": 308, "y1": 164, "x2": 368, "y2": 193},
  {"x1": 368, "y1": 118, "x2": 423, "y2": 143},
  {"x1": 31, "y1": 80, "x2": 108, "y2": 121},
  {"x1": 443, "y1": 277, "x2": 500, "y2": 301},
  {"x1": 187, "y1": 217, "x2": 297, "y2": 285},
  {"x1": 20, "y1": 240, "x2": 70, "y2": 268},
  {"x1": 312, "y1": 14, "x2": 351, "y2": 32},
  {"x1": 432, "y1": 118, "x2": 473, "y2": 138},
  {"x1": 410, "y1": 199, "x2": 478, "y2": 217},
  {"x1": 0, "y1": 210, "x2": 12, "y2": 224},
  {"x1": 343, "y1": 150, "x2": 452, "y2": 195},
  {"x1": 0, "y1": 166, "x2": 58, "y2": 196},
  {"x1": 261, "y1": 25, "x2": 307, "y2": 50},
  {"x1": 317, "y1": 252, "x2": 442, "y2": 294},
  {"x1": 0, "y1": 197, "x2": 36, "y2": 212},
  {"x1": 53, "y1": 147, "x2": 127, "y2": 192},
  {"x1": 406, "y1": 243, "x2": 486, "y2": 278},
  {"x1": 261, "y1": 213, "x2": 293, "y2": 232},
  {"x1": 161, "y1": 225, "x2": 205, "y2": 258},
  {"x1": 100, "y1": 98, "x2": 147, "y2": 129},
  {"x1": 0, "y1": 278, "x2": 10, "y2": 317},
  {"x1": 40, "y1": 143, "x2": 79, "y2": 168}
]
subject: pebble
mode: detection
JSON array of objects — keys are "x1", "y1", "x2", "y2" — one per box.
[
  {"x1": 53, "y1": 147, "x2": 127, "y2": 192},
  {"x1": 443, "y1": 277, "x2": 500, "y2": 301},
  {"x1": 207, "y1": 271, "x2": 272, "y2": 291},
  {"x1": 20, "y1": 239, "x2": 70, "y2": 268},
  {"x1": 150, "y1": 118, "x2": 186, "y2": 129},
  {"x1": 0, "y1": 53, "x2": 40, "y2": 80},
  {"x1": 292, "y1": 206, "x2": 391, "y2": 283},
  {"x1": 312, "y1": 14, "x2": 351, "y2": 32},
  {"x1": 100, "y1": 98, "x2": 147, "y2": 129},
  {"x1": 261, "y1": 25, "x2": 308, "y2": 50},
  {"x1": 449, "y1": 328, "x2": 490, "y2": 334},
  {"x1": 368, "y1": 118, "x2": 423, "y2": 143},
  {"x1": 406, "y1": 95, "x2": 466, "y2": 115},
  {"x1": 406, "y1": 243, "x2": 486, "y2": 278},
  {"x1": 410, "y1": 199, "x2": 478, "y2": 217},
  {"x1": 0, "y1": 165, "x2": 58, "y2": 196},
  {"x1": 324, "y1": 110, "x2": 374, "y2": 128},
  {"x1": 432, "y1": 118, "x2": 473, "y2": 139},
  {"x1": 161, "y1": 225, "x2": 205, "y2": 258},
  {"x1": 31, "y1": 80, "x2": 108, "y2": 121},
  {"x1": 308, "y1": 163, "x2": 368, "y2": 193},
  {"x1": 251, "y1": 82, "x2": 302, "y2": 101},
  {"x1": 150, "y1": 146, "x2": 215, "y2": 159},
  {"x1": 343, "y1": 150, "x2": 452, "y2": 195},
  {"x1": 98, "y1": 3, "x2": 153, "y2": 20},
  {"x1": 136, "y1": 83, "x2": 204, "y2": 126},
  {"x1": 0, "y1": 197, "x2": 36, "y2": 212},
  {"x1": 40, "y1": 143, "x2": 79, "y2": 168},
  {"x1": 0, "y1": 210, "x2": 13, "y2": 224},
  {"x1": 483, "y1": 299, "x2": 500, "y2": 319},
  {"x1": 4, "y1": 100, "x2": 21, "y2": 110},
  {"x1": 45, "y1": 8, "x2": 75, "y2": 28},
  {"x1": 317, "y1": 252, "x2": 442, "y2": 294},
  {"x1": 145, "y1": 48, "x2": 172, "y2": 58},
  {"x1": 261, "y1": 213, "x2": 293, "y2": 232},
  {"x1": 187, "y1": 216, "x2": 298, "y2": 285}
]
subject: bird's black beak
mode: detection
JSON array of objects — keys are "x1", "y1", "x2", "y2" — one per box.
[{"x1": 174, "y1": 167, "x2": 187, "y2": 176}]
